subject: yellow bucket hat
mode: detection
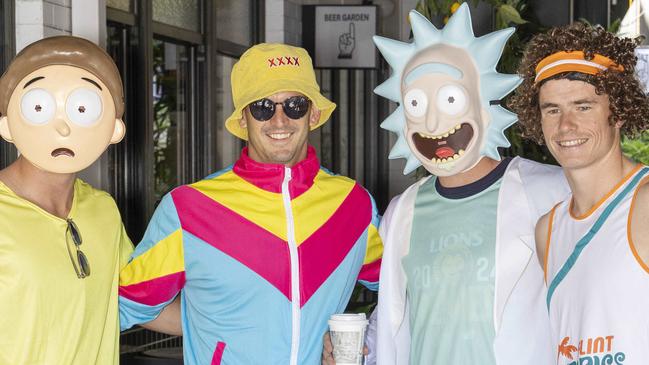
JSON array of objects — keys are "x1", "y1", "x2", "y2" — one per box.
[{"x1": 225, "y1": 43, "x2": 336, "y2": 140}]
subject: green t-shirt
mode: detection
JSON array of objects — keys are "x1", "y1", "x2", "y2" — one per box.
[{"x1": 402, "y1": 159, "x2": 510, "y2": 364}]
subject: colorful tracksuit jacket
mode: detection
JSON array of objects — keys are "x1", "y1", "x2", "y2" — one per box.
[{"x1": 119, "y1": 147, "x2": 383, "y2": 365}]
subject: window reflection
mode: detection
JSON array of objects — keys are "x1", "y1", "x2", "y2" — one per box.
[
  {"x1": 214, "y1": 54, "x2": 244, "y2": 166},
  {"x1": 106, "y1": 0, "x2": 130, "y2": 12},
  {"x1": 216, "y1": 2, "x2": 252, "y2": 46},
  {"x1": 153, "y1": 0, "x2": 200, "y2": 32},
  {"x1": 153, "y1": 40, "x2": 189, "y2": 202}
]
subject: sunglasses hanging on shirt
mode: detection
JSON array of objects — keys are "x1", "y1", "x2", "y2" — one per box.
[{"x1": 66, "y1": 218, "x2": 90, "y2": 279}]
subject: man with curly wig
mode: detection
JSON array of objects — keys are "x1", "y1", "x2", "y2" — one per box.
[{"x1": 510, "y1": 23, "x2": 649, "y2": 364}]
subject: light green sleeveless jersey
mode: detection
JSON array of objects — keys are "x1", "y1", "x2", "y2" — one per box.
[{"x1": 402, "y1": 164, "x2": 507, "y2": 364}]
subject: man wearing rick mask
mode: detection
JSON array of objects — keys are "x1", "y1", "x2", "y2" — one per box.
[
  {"x1": 0, "y1": 36, "x2": 132, "y2": 364},
  {"x1": 372, "y1": 4, "x2": 569, "y2": 364}
]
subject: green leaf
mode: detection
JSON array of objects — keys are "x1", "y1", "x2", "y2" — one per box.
[
  {"x1": 622, "y1": 131, "x2": 649, "y2": 165},
  {"x1": 419, "y1": 1, "x2": 432, "y2": 19},
  {"x1": 415, "y1": 2, "x2": 426, "y2": 16},
  {"x1": 608, "y1": 17, "x2": 622, "y2": 33},
  {"x1": 497, "y1": 4, "x2": 527, "y2": 25},
  {"x1": 439, "y1": 0, "x2": 453, "y2": 16},
  {"x1": 494, "y1": 11, "x2": 505, "y2": 30},
  {"x1": 427, "y1": 0, "x2": 440, "y2": 16}
]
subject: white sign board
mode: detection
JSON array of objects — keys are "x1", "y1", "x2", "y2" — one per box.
[
  {"x1": 313, "y1": 6, "x2": 376, "y2": 68},
  {"x1": 636, "y1": 47, "x2": 649, "y2": 93}
]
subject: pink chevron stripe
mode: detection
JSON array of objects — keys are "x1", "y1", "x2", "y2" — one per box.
[
  {"x1": 298, "y1": 184, "x2": 371, "y2": 307},
  {"x1": 358, "y1": 258, "x2": 382, "y2": 283},
  {"x1": 119, "y1": 271, "x2": 186, "y2": 306},
  {"x1": 171, "y1": 186, "x2": 291, "y2": 300},
  {"x1": 211, "y1": 342, "x2": 226, "y2": 365}
]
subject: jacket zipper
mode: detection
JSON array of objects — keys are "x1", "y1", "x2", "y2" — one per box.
[{"x1": 282, "y1": 167, "x2": 300, "y2": 365}]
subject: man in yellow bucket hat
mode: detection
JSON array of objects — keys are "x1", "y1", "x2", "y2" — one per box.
[
  {"x1": 225, "y1": 43, "x2": 335, "y2": 141},
  {"x1": 118, "y1": 43, "x2": 383, "y2": 365}
]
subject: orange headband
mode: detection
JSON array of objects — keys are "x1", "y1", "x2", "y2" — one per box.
[{"x1": 534, "y1": 51, "x2": 624, "y2": 83}]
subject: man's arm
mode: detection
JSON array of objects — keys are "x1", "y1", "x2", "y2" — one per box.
[
  {"x1": 357, "y1": 194, "x2": 383, "y2": 291},
  {"x1": 630, "y1": 179, "x2": 649, "y2": 269},
  {"x1": 140, "y1": 296, "x2": 182, "y2": 336},
  {"x1": 535, "y1": 210, "x2": 553, "y2": 284},
  {"x1": 119, "y1": 193, "x2": 186, "y2": 332},
  {"x1": 534, "y1": 204, "x2": 559, "y2": 285}
]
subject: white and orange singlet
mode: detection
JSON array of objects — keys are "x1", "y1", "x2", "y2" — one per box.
[{"x1": 545, "y1": 166, "x2": 649, "y2": 365}]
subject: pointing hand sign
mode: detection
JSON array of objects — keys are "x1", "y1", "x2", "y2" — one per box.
[{"x1": 338, "y1": 22, "x2": 356, "y2": 59}]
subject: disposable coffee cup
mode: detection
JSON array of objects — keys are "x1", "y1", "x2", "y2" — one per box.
[{"x1": 328, "y1": 313, "x2": 369, "y2": 365}]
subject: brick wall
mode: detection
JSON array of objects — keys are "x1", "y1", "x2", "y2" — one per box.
[{"x1": 15, "y1": 0, "x2": 71, "y2": 52}]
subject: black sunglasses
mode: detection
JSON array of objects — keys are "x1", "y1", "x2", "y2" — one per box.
[
  {"x1": 66, "y1": 219, "x2": 91, "y2": 279},
  {"x1": 248, "y1": 96, "x2": 311, "y2": 121}
]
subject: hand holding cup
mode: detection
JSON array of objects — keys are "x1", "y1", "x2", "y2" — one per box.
[{"x1": 327, "y1": 313, "x2": 369, "y2": 365}]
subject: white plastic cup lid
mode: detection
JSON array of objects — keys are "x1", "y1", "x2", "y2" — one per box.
[
  {"x1": 329, "y1": 313, "x2": 367, "y2": 322},
  {"x1": 328, "y1": 313, "x2": 368, "y2": 329}
]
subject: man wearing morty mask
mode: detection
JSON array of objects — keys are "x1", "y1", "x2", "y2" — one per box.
[
  {"x1": 0, "y1": 36, "x2": 173, "y2": 364},
  {"x1": 372, "y1": 4, "x2": 569, "y2": 364}
]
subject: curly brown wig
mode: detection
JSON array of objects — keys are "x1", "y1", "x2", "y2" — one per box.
[{"x1": 508, "y1": 22, "x2": 649, "y2": 144}]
